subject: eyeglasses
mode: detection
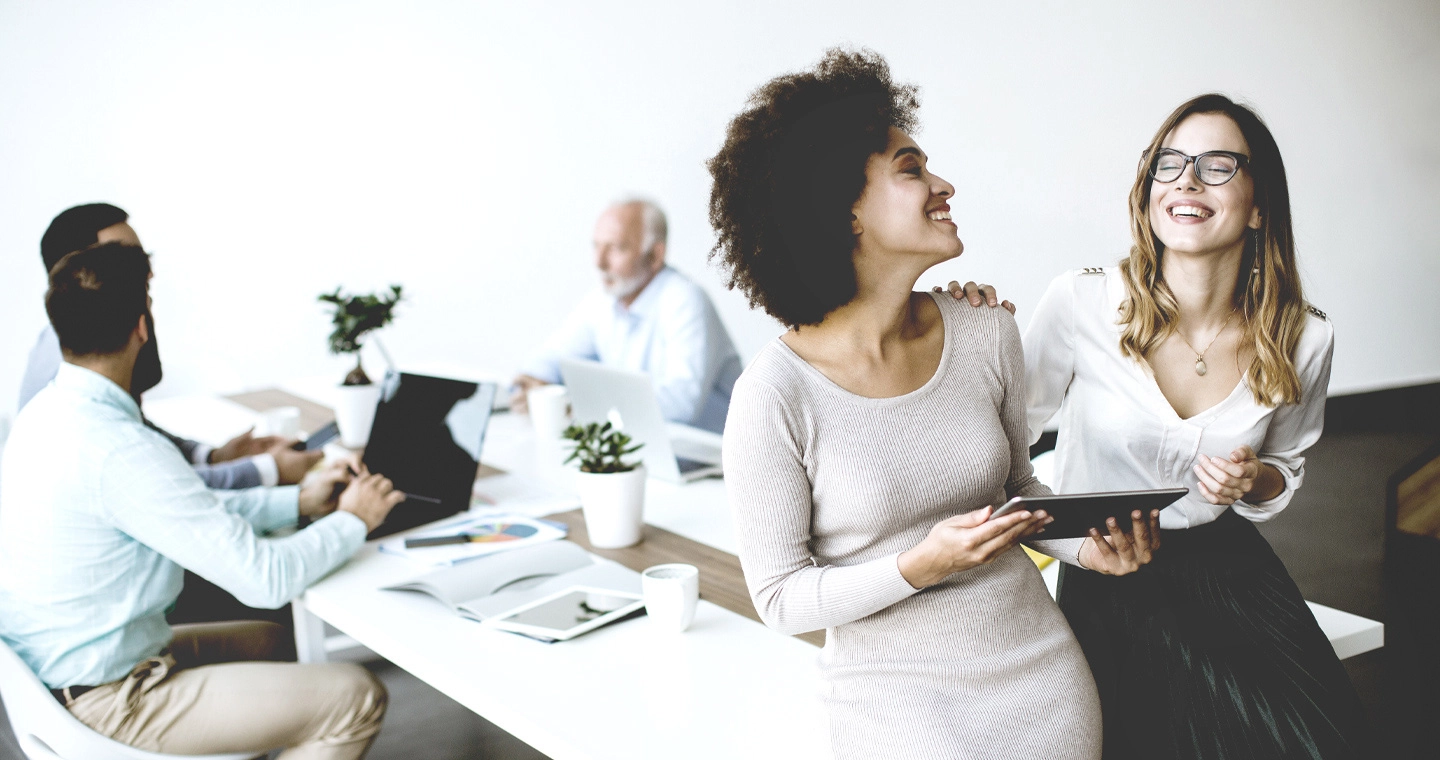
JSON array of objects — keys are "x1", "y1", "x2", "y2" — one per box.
[{"x1": 1145, "y1": 148, "x2": 1250, "y2": 186}]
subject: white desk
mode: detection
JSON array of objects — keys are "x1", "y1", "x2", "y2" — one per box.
[
  {"x1": 292, "y1": 407, "x2": 826, "y2": 760},
  {"x1": 292, "y1": 539, "x2": 828, "y2": 760}
]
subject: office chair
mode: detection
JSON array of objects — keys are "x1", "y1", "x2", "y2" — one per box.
[{"x1": 0, "y1": 638, "x2": 258, "y2": 760}]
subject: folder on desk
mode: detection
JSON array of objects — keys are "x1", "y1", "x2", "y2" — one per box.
[{"x1": 382, "y1": 541, "x2": 642, "y2": 635}]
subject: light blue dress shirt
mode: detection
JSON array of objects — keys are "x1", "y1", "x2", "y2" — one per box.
[
  {"x1": 18, "y1": 324, "x2": 273, "y2": 490},
  {"x1": 522, "y1": 266, "x2": 743, "y2": 433},
  {"x1": 0, "y1": 364, "x2": 367, "y2": 689}
]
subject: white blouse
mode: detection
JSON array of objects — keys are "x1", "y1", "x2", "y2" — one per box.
[{"x1": 1024, "y1": 267, "x2": 1333, "y2": 531}]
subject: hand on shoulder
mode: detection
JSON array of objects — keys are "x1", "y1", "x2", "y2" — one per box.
[{"x1": 931, "y1": 280, "x2": 1016, "y2": 315}]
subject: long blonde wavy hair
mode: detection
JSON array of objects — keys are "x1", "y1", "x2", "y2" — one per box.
[{"x1": 1118, "y1": 94, "x2": 1309, "y2": 406}]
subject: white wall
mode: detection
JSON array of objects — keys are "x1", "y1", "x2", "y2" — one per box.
[{"x1": 2, "y1": 0, "x2": 1437, "y2": 416}]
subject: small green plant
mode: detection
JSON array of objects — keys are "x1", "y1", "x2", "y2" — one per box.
[
  {"x1": 563, "y1": 422, "x2": 644, "y2": 474},
  {"x1": 318, "y1": 285, "x2": 402, "y2": 385}
]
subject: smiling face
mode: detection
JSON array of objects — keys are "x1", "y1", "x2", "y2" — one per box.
[
  {"x1": 851, "y1": 128, "x2": 963, "y2": 267},
  {"x1": 1147, "y1": 113, "x2": 1262, "y2": 258}
]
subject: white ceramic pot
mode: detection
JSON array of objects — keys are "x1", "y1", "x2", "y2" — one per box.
[
  {"x1": 333, "y1": 383, "x2": 382, "y2": 448},
  {"x1": 576, "y1": 466, "x2": 647, "y2": 548}
]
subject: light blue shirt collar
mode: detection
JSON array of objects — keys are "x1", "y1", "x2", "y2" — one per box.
[{"x1": 53, "y1": 362, "x2": 141, "y2": 421}]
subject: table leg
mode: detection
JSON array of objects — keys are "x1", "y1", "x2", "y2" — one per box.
[{"x1": 293, "y1": 597, "x2": 328, "y2": 664}]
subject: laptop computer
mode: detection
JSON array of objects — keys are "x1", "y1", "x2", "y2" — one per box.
[
  {"x1": 361, "y1": 371, "x2": 498, "y2": 539},
  {"x1": 558, "y1": 359, "x2": 723, "y2": 484}
]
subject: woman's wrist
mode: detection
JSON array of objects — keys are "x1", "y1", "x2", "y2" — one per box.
[
  {"x1": 1243, "y1": 462, "x2": 1285, "y2": 503},
  {"x1": 898, "y1": 541, "x2": 950, "y2": 589}
]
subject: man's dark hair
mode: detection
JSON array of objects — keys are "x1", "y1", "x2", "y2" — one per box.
[
  {"x1": 46, "y1": 243, "x2": 152, "y2": 356},
  {"x1": 40, "y1": 203, "x2": 129, "y2": 275},
  {"x1": 707, "y1": 48, "x2": 920, "y2": 328}
]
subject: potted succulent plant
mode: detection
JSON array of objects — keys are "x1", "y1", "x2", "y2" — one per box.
[
  {"x1": 563, "y1": 421, "x2": 646, "y2": 548},
  {"x1": 318, "y1": 285, "x2": 402, "y2": 447}
]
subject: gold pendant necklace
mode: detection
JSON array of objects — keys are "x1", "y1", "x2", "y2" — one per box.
[{"x1": 1177, "y1": 311, "x2": 1236, "y2": 377}]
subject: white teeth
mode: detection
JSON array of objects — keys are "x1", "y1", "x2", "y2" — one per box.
[
  {"x1": 1170, "y1": 205, "x2": 1211, "y2": 218},
  {"x1": 928, "y1": 210, "x2": 951, "y2": 221}
]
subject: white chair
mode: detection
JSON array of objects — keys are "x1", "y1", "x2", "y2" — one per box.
[{"x1": 0, "y1": 638, "x2": 257, "y2": 760}]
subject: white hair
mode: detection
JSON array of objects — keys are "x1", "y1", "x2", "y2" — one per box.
[{"x1": 610, "y1": 197, "x2": 668, "y2": 255}]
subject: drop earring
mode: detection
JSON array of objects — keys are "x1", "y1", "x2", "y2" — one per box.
[{"x1": 1250, "y1": 229, "x2": 1262, "y2": 276}]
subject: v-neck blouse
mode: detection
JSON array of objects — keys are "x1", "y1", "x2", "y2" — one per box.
[{"x1": 1024, "y1": 267, "x2": 1334, "y2": 530}]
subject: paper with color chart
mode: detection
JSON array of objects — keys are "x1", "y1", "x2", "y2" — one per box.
[{"x1": 377, "y1": 511, "x2": 568, "y2": 566}]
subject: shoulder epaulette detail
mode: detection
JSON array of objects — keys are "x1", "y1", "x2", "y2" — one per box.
[
  {"x1": 1079, "y1": 267, "x2": 1105, "y2": 276},
  {"x1": 1306, "y1": 305, "x2": 1327, "y2": 320}
]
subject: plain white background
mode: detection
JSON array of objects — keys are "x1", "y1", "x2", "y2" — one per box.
[{"x1": 2, "y1": 0, "x2": 1437, "y2": 417}]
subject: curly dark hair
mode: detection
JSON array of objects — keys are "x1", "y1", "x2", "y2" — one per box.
[{"x1": 707, "y1": 48, "x2": 920, "y2": 328}]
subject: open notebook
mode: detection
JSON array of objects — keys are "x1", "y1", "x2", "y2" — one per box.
[{"x1": 382, "y1": 541, "x2": 643, "y2": 639}]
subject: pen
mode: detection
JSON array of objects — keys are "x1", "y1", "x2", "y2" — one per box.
[{"x1": 404, "y1": 533, "x2": 482, "y2": 548}]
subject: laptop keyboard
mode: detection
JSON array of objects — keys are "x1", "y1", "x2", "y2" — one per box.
[{"x1": 676, "y1": 457, "x2": 712, "y2": 474}]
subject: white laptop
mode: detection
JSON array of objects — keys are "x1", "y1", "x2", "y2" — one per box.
[{"x1": 558, "y1": 359, "x2": 723, "y2": 483}]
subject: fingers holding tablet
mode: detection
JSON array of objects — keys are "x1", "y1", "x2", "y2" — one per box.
[
  {"x1": 977, "y1": 508, "x2": 1052, "y2": 558},
  {"x1": 1080, "y1": 509, "x2": 1163, "y2": 576},
  {"x1": 899, "y1": 506, "x2": 1054, "y2": 588}
]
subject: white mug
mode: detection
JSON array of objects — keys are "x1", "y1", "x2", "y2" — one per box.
[
  {"x1": 642, "y1": 563, "x2": 699, "y2": 633},
  {"x1": 527, "y1": 385, "x2": 572, "y2": 440},
  {"x1": 256, "y1": 406, "x2": 301, "y2": 439}
]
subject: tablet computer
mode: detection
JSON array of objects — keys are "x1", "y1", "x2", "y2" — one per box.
[
  {"x1": 990, "y1": 488, "x2": 1188, "y2": 539},
  {"x1": 291, "y1": 420, "x2": 339, "y2": 451},
  {"x1": 484, "y1": 586, "x2": 646, "y2": 643}
]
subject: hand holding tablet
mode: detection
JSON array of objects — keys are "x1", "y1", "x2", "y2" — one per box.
[
  {"x1": 989, "y1": 488, "x2": 1186, "y2": 538},
  {"x1": 1076, "y1": 508, "x2": 1164, "y2": 576},
  {"x1": 990, "y1": 488, "x2": 1184, "y2": 576},
  {"x1": 898, "y1": 505, "x2": 1054, "y2": 589}
]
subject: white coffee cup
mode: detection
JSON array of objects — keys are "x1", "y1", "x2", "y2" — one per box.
[
  {"x1": 527, "y1": 385, "x2": 572, "y2": 439},
  {"x1": 642, "y1": 563, "x2": 699, "y2": 633},
  {"x1": 256, "y1": 406, "x2": 301, "y2": 439}
]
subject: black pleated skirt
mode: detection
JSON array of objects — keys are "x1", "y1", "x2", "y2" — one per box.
[{"x1": 1056, "y1": 509, "x2": 1369, "y2": 760}]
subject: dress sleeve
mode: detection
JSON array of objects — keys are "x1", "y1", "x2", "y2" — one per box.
[
  {"x1": 1001, "y1": 307, "x2": 1086, "y2": 565},
  {"x1": 1023, "y1": 272, "x2": 1077, "y2": 445},
  {"x1": 1232, "y1": 318, "x2": 1335, "y2": 522},
  {"x1": 997, "y1": 311, "x2": 1052, "y2": 502},
  {"x1": 724, "y1": 378, "x2": 919, "y2": 635}
]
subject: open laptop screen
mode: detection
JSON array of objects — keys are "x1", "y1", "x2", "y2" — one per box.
[{"x1": 361, "y1": 372, "x2": 497, "y2": 539}]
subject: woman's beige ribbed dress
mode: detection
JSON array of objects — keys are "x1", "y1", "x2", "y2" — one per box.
[{"x1": 723, "y1": 293, "x2": 1102, "y2": 759}]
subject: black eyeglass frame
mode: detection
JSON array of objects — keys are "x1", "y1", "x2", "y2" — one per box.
[{"x1": 1144, "y1": 148, "x2": 1251, "y2": 186}]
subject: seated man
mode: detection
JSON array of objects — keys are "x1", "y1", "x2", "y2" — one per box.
[
  {"x1": 19, "y1": 203, "x2": 318, "y2": 489},
  {"x1": 511, "y1": 198, "x2": 742, "y2": 434},
  {"x1": 0, "y1": 244, "x2": 402, "y2": 759}
]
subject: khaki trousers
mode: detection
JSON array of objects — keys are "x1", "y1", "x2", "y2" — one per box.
[{"x1": 65, "y1": 621, "x2": 387, "y2": 760}]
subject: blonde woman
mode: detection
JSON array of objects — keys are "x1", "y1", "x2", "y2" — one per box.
[{"x1": 949, "y1": 94, "x2": 1365, "y2": 759}]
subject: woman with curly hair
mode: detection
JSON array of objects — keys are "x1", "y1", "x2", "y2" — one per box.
[
  {"x1": 710, "y1": 48, "x2": 1160, "y2": 759},
  {"x1": 948, "y1": 95, "x2": 1366, "y2": 758}
]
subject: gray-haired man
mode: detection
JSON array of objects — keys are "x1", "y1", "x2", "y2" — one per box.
[{"x1": 511, "y1": 198, "x2": 742, "y2": 434}]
